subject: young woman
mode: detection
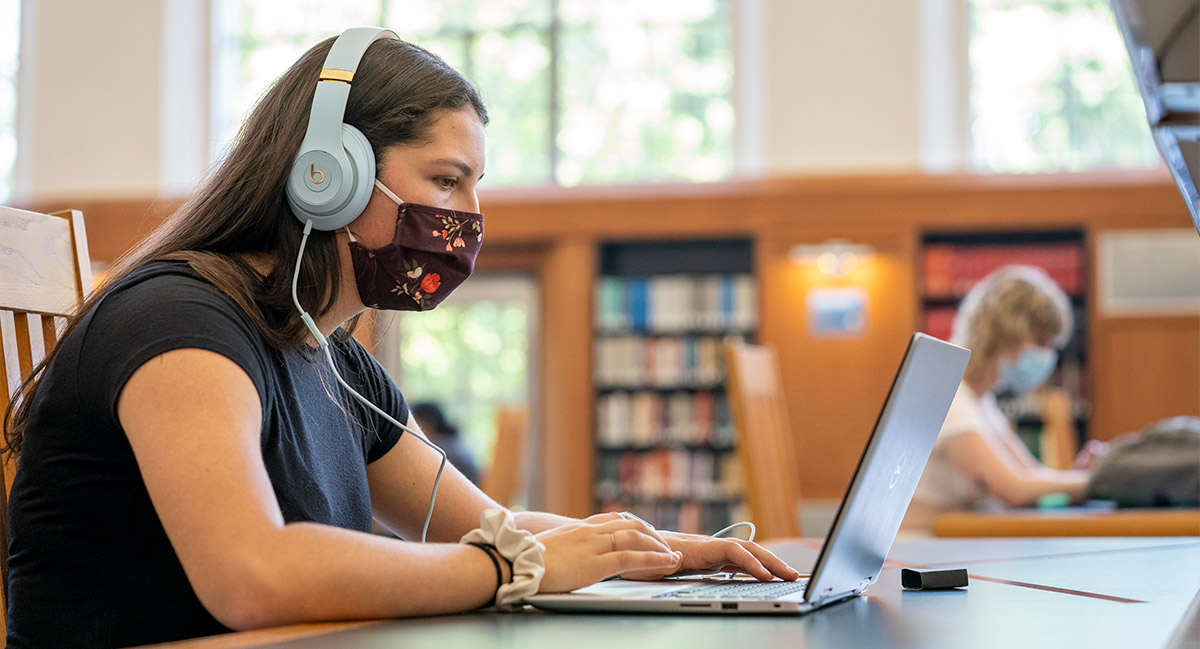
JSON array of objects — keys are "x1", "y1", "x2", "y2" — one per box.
[
  {"x1": 3, "y1": 31, "x2": 797, "y2": 648},
  {"x1": 906, "y1": 265, "x2": 1096, "y2": 530}
]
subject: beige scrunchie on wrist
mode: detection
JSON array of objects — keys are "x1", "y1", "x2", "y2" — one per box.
[{"x1": 460, "y1": 509, "x2": 546, "y2": 609}]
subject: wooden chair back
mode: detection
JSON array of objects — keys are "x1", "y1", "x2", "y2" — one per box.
[
  {"x1": 724, "y1": 340, "x2": 803, "y2": 540},
  {"x1": 1039, "y1": 388, "x2": 1079, "y2": 470},
  {"x1": 480, "y1": 407, "x2": 527, "y2": 507},
  {"x1": 0, "y1": 206, "x2": 93, "y2": 634}
]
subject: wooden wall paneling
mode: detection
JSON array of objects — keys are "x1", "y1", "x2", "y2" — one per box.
[
  {"x1": 757, "y1": 226, "x2": 919, "y2": 499},
  {"x1": 1089, "y1": 315, "x2": 1200, "y2": 441},
  {"x1": 21, "y1": 197, "x2": 181, "y2": 264},
  {"x1": 537, "y1": 238, "x2": 596, "y2": 517},
  {"x1": 1085, "y1": 226, "x2": 1200, "y2": 442},
  {"x1": 475, "y1": 243, "x2": 552, "y2": 273},
  {"x1": 26, "y1": 173, "x2": 1191, "y2": 264},
  {"x1": 478, "y1": 170, "x2": 1190, "y2": 242}
]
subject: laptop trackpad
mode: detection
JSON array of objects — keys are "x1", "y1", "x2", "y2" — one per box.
[{"x1": 571, "y1": 580, "x2": 688, "y2": 598}]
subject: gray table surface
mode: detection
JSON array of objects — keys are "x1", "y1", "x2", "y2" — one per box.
[{"x1": 252, "y1": 537, "x2": 1200, "y2": 649}]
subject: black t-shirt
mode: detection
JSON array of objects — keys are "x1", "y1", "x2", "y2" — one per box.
[{"x1": 6, "y1": 261, "x2": 407, "y2": 648}]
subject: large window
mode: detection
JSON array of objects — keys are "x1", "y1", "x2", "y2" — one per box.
[
  {"x1": 376, "y1": 275, "x2": 538, "y2": 479},
  {"x1": 212, "y1": 0, "x2": 733, "y2": 187},
  {"x1": 0, "y1": 0, "x2": 19, "y2": 202},
  {"x1": 968, "y1": 0, "x2": 1159, "y2": 173}
]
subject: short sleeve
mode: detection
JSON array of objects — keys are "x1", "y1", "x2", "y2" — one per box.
[
  {"x1": 75, "y1": 265, "x2": 272, "y2": 429},
  {"x1": 935, "y1": 382, "x2": 986, "y2": 444},
  {"x1": 914, "y1": 381, "x2": 997, "y2": 508},
  {"x1": 332, "y1": 335, "x2": 409, "y2": 463}
]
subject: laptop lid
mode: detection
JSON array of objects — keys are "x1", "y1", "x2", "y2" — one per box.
[{"x1": 803, "y1": 333, "x2": 969, "y2": 608}]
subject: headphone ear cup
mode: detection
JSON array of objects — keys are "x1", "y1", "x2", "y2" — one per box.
[
  {"x1": 287, "y1": 123, "x2": 376, "y2": 231},
  {"x1": 332, "y1": 123, "x2": 376, "y2": 229}
]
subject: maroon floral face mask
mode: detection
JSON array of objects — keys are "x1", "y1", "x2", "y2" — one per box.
[{"x1": 347, "y1": 179, "x2": 484, "y2": 311}]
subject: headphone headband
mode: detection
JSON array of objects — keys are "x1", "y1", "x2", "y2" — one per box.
[{"x1": 287, "y1": 27, "x2": 400, "y2": 231}]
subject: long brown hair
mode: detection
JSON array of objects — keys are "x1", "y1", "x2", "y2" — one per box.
[
  {"x1": 950, "y1": 265, "x2": 1072, "y2": 385},
  {"x1": 4, "y1": 35, "x2": 488, "y2": 456}
]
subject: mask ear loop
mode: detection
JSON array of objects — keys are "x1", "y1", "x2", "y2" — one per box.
[
  {"x1": 374, "y1": 178, "x2": 405, "y2": 205},
  {"x1": 292, "y1": 219, "x2": 448, "y2": 543}
]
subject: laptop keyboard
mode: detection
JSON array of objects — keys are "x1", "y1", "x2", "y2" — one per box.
[{"x1": 655, "y1": 579, "x2": 810, "y2": 600}]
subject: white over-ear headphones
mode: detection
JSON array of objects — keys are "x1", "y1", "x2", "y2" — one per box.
[{"x1": 286, "y1": 27, "x2": 399, "y2": 231}]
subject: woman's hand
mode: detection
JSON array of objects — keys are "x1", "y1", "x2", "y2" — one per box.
[
  {"x1": 621, "y1": 530, "x2": 802, "y2": 582},
  {"x1": 1073, "y1": 439, "x2": 1110, "y2": 470},
  {"x1": 535, "y1": 513, "x2": 683, "y2": 593}
]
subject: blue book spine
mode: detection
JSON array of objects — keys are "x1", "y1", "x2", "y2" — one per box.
[
  {"x1": 628, "y1": 277, "x2": 649, "y2": 332},
  {"x1": 720, "y1": 275, "x2": 735, "y2": 329}
]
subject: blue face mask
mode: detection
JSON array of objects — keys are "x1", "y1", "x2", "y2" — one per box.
[{"x1": 999, "y1": 347, "x2": 1058, "y2": 394}]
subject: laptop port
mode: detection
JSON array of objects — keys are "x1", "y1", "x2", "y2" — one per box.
[{"x1": 721, "y1": 603, "x2": 737, "y2": 610}]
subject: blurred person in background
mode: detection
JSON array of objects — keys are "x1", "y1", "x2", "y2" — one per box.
[
  {"x1": 412, "y1": 401, "x2": 480, "y2": 484},
  {"x1": 906, "y1": 265, "x2": 1107, "y2": 530}
]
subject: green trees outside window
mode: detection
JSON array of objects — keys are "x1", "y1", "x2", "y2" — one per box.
[
  {"x1": 213, "y1": 0, "x2": 733, "y2": 187},
  {"x1": 968, "y1": 0, "x2": 1159, "y2": 172}
]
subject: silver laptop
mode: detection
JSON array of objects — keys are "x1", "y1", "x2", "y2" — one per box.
[{"x1": 527, "y1": 332, "x2": 969, "y2": 615}]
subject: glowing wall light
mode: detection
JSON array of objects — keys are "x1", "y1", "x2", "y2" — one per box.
[{"x1": 788, "y1": 239, "x2": 876, "y2": 278}]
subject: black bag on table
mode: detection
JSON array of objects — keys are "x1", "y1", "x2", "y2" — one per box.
[{"x1": 1086, "y1": 416, "x2": 1200, "y2": 508}]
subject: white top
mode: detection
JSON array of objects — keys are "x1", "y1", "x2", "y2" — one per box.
[{"x1": 912, "y1": 381, "x2": 1013, "y2": 509}]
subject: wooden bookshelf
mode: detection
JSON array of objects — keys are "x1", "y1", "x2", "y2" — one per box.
[{"x1": 592, "y1": 240, "x2": 755, "y2": 534}]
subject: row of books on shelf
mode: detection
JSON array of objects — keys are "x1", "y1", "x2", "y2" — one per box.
[
  {"x1": 597, "y1": 499, "x2": 748, "y2": 536},
  {"x1": 597, "y1": 390, "x2": 736, "y2": 448},
  {"x1": 595, "y1": 334, "x2": 737, "y2": 389},
  {"x1": 595, "y1": 448, "x2": 742, "y2": 504},
  {"x1": 922, "y1": 243, "x2": 1084, "y2": 299},
  {"x1": 921, "y1": 306, "x2": 957, "y2": 342},
  {"x1": 595, "y1": 274, "x2": 757, "y2": 333}
]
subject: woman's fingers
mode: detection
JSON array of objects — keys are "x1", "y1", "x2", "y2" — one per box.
[
  {"x1": 731, "y1": 540, "x2": 801, "y2": 581},
  {"x1": 587, "y1": 518, "x2": 674, "y2": 554},
  {"x1": 537, "y1": 517, "x2": 684, "y2": 593},
  {"x1": 660, "y1": 532, "x2": 801, "y2": 581},
  {"x1": 583, "y1": 511, "x2": 674, "y2": 551},
  {"x1": 609, "y1": 528, "x2": 670, "y2": 553},
  {"x1": 706, "y1": 541, "x2": 772, "y2": 581},
  {"x1": 538, "y1": 528, "x2": 682, "y2": 592},
  {"x1": 705, "y1": 539, "x2": 799, "y2": 581},
  {"x1": 539, "y1": 518, "x2": 802, "y2": 595}
]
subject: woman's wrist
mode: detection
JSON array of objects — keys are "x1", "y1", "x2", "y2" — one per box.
[
  {"x1": 461, "y1": 509, "x2": 546, "y2": 609},
  {"x1": 466, "y1": 542, "x2": 513, "y2": 607}
]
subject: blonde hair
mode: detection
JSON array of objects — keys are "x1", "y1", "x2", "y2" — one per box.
[{"x1": 950, "y1": 265, "x2": 1073, "y2": 383}]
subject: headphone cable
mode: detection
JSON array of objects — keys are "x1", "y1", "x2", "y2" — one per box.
[{"x1": 291, "y1": 220, "x2": 447, "y2": 543}]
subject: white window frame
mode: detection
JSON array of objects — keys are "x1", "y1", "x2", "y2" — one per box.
[
  {"x1": 6, "y1": 0, "x2": 36, "y2": 201},
  {"x1": 918, "y1": 0, "x2": 970, "y2": 173}
]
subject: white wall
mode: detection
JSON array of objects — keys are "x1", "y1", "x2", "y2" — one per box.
[
  {"x1": 25, "y1": 0, "x2": 164, "y2": 199},
  {"x1": 16, "y1": 0, "x2": 933, "y2": 202},
  {"x1": 760, "y1": 0, "x2": 922, "y2": 174}
]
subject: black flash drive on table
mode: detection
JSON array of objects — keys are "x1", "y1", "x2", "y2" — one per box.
[{"x1": 900, "y1": 568, "x2": 969, "y2": 590}]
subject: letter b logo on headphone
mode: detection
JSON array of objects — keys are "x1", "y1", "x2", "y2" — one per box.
[{"x1": 294, "y1": 150, "x2": 341, "y2": 195}]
